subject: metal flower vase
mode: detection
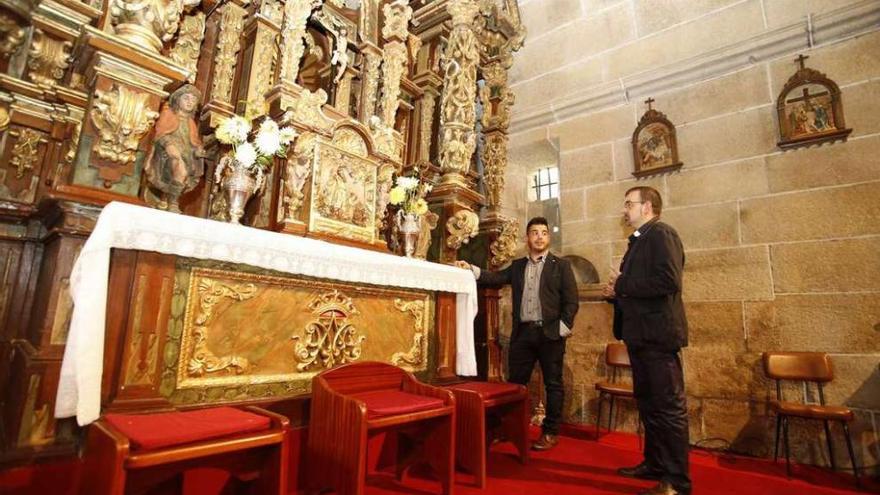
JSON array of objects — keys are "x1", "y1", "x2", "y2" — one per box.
[
  {"x1": 397, "y1": 211, "x2": 421, "y2": 258},
  {"x1": 215, "y1": 155, "x2": 265, "y2": 224}
]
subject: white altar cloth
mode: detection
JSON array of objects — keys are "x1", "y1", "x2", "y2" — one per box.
[{"x1": 55, "y1": 202, "x2": 478, "y2": 426}]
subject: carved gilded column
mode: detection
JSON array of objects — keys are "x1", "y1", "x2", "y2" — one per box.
[
  {"x1": 266, "y1": 0, "x2": 318, "y2": 114},
  {"x1": 378, "y1": 0, "x2": 412, "y2": 128},
  {"x1": 437, "y1": 0, "x2": 479, "y2": 187},
  {"x1": 358, "y1": 43, "x2": 381, "y2": 121},
  {"x1": 202, "y1": 0, "x2": 246, "y2": 128},
  {"x1": 238, "y1": 3, "x2": 281, "y2": 120},
  {"x1": 169, "y1": 10, "x2": 207, "y2": 83}
]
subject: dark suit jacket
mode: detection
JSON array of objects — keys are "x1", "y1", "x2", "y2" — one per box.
[
  {"x1": 478, "y1": 252, "x2": 579, "y2": 342},
  {"x1": 612, "y1": 220, "x2": 688, "y2": 351}
]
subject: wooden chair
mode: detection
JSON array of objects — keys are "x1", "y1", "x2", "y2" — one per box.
[
  {"x1": 763, "y1": 352, "x2": 861, "y2": 486},
  {"x1": 445, "y1": 381, "x2": 528, "y2": 488},
  {"x1": 80, "y1": 405, "x2": 289, "y2": 495},
  {"x1": 595, "y1": 342, "x2": 636, "y2": 439},
  {"x1": 307, "y1": 361, "x2": 456, "y2": 495}
]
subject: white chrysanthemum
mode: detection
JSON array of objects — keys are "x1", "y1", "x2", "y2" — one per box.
[
  {"x1": 218, "y1": 116, "x2": 251, "y2": 144},
  {"x1": 255, "y1": 128, "x2": 281, "y2": 155},
  {"x1": 235, "y1": 142, "x2": 257, "y2": 168},
  {"x1": 279, "y1": 126, "x2": 297, "y2": 145},
  {"x1": 396, "y1": 176, "x2": 418, "y2": 190},
  {"x1": 259, "y1": 118, "x2": 279, "y2": 136}
]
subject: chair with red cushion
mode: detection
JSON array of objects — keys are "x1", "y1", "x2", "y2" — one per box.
[
  {"x1": 307, "y1": 361, "x2": 456, "y2": 495},
  {"x1": 445, "y1": 381, "x2": 528, "y2": 488},
  {"x1": 80, "y1": 406, "x2": 289, "y2": 495}
]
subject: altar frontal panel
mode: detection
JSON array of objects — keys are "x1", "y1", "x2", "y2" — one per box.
[{"x1": 153, "y1": 260, "x2": 434, "y2": 405}]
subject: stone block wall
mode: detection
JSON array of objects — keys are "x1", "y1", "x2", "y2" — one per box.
[{"x1": 504, "y1": 0, "x2": 880, "y2": 474}]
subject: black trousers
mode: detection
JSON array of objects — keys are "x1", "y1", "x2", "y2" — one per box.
[
  {"x1": 508, "y1": 324, "x2": 565, "y2": 435},
  {"x1": 628, "y1": 346, "x2": 691, "y2": 491}
]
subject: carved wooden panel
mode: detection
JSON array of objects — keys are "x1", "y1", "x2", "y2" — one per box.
[
  {"x1": 0, "y1": 126, "x2": 49, "y2": 204},
  {"x1": 102, "y1": 251, "x2": 447, "y2": 413}
]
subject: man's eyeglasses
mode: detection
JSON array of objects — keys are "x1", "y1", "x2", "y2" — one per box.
[{"x1": 624, "y1": 200, "x2": 644, "y2": 208}]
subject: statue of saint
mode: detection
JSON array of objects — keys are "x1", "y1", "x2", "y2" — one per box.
[{"x1": 144, "y1": 84, "x2": 205, "y2": 212}]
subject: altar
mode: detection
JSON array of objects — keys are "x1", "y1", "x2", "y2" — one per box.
[{"x1": 55, "y1": 202, "x2": 477, "y2": 426}]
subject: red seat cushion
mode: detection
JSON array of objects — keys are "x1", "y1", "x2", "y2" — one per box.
[
  {"x1": 104, "y1": 407, "x2": 271, "y2": 451},
  {"x1": 447, "y1": 381, "x2": 522, "y2": 399},
  {"x1": 352, "y1": 390, "x2": 445, "y2": 418}
]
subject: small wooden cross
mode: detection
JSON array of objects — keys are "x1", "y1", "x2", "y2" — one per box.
[
  {"x1": 795, "y1": 54, "x2": 809, "y2": 70},
  {"x1": 644, "y1": 97, "x2": 655, "y2": 110}
]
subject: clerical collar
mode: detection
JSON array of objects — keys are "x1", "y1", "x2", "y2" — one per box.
[{"x1": 631, "y1": 218, "x2": 659, "y2": 240}]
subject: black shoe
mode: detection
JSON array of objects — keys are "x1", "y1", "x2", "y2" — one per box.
[
  {"x1": 637, "y1": 481, "x2": 691, "y2": 495},
  {"x1": 617, "y1": 463, "x2": 663, "y2": 480}
]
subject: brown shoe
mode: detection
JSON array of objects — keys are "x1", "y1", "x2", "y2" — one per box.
[
  {"x1": 637, "y1": 481, "x2": 691, "y2": 495},
  {"x1": 531, "y1": 433, "x2": 559, "y2": 451}
]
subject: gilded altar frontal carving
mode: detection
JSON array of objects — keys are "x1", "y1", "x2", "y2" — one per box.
[{"x1": 171, "y1": 264, "x2": 434, "y2": 401}]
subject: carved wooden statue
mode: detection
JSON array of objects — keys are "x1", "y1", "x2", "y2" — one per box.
[{"x1": 144, "y1": 84, "x2": 205, "y2": 212}]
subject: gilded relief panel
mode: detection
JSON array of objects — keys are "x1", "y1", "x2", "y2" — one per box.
[
  {"x1": 309, "y1": 139, "x2": 378, "y2": 243},
  {"x1": 162, "y1": 260, "x2": 434, "y2": 405}
]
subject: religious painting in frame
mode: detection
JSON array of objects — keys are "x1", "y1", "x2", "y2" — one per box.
[
  {"x1": 631, "y1": 98, "x2": 682, "y2": 178},
  {"x1": 777, "y1": 55, "x2": 852, "y2": 150}
]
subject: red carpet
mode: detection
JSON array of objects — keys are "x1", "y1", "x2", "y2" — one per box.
[
  {"x1": 2, "y1": 426, "x2": 877, "y2": 494},
  {"x1": 338, "y1": 426, "x2": 879, "y2": 495}
]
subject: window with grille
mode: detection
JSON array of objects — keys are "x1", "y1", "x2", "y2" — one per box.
[{"x1": 530, "y1": 167, "x2": 559, "y2": 201}]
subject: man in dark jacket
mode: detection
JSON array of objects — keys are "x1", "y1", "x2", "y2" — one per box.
[
  {"x1": 457, "y1": 217, "x2": 579, "y2": 451},
  {"x1": 603, "y1": 186, "x2": 690, "y2": 495}
]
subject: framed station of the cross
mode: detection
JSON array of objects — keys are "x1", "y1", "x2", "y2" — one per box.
[{"x1": 777, "y1": 54, "x2": 852, "y2": 150}]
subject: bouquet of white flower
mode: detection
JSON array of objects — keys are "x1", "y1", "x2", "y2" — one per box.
[
  {"x1": 215, "y1": 115, "x2": 297, "y2": 172},
  {"x1": 388, "y1": 175, "x2": 432, "y2": 215}
]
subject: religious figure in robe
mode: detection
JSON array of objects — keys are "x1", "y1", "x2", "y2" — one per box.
[{"x1": 144, "y1": 84, "x2": 205, "y2": 212}]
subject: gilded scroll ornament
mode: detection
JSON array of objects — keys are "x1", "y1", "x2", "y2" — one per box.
[
  {"x1": 278, "y1": 0, "x2": 320, "y2": 85},
  {"x1": 90, "y1": 84, "x2": 159, "y2": 165},
  {"x1": 281, "y1": 88, "x2": 333, "y2": 131},
  {"x1": 258, "y1": 0, "x2": 283, "y2": 25},
  {"x1": 414, "y1": 211, "x2": 438, "y2": 260},
  {"x1": 169, "y1": 11, "x2": 206, "y2": 83},
  {"x1": 381, "y1": 0, "x2": 412, "y2": 41},
  {"x1": 110, "y1": 0, "x2": 200, "y2": 52},
  {"x1": 446, "y1": 209, "x2": 479, "y2": 250},
  {"x1": 210, "y1": 2, "x2": 246, "y2": 106},
  {"x1": 26, "y1": 29, "x2": 72, "y2": 86},
  {"x1": 9, "y1": 128, "x2": 45, "y2": 179},
  {"x1": 391, "y1": 298, "x2": 426, "y2": 367},
  {"x1": 0, "y1": 12, "x2": 26, "y2": 60},
  {"x1": 481, "y1": 132, "x2": 507, "y2": 207},
  {"x1": 292, "y1": 290, "x2": 365, "y2": 371},
  {"x1": 187, "y1": 279, "x2": 257, "y2": 377},
  {"x1": 379, "y1": 41, "x2": 408, "y2": 127},
  {"x1": 490, "y1": 216, "x2": 518, "y2": 269}
]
